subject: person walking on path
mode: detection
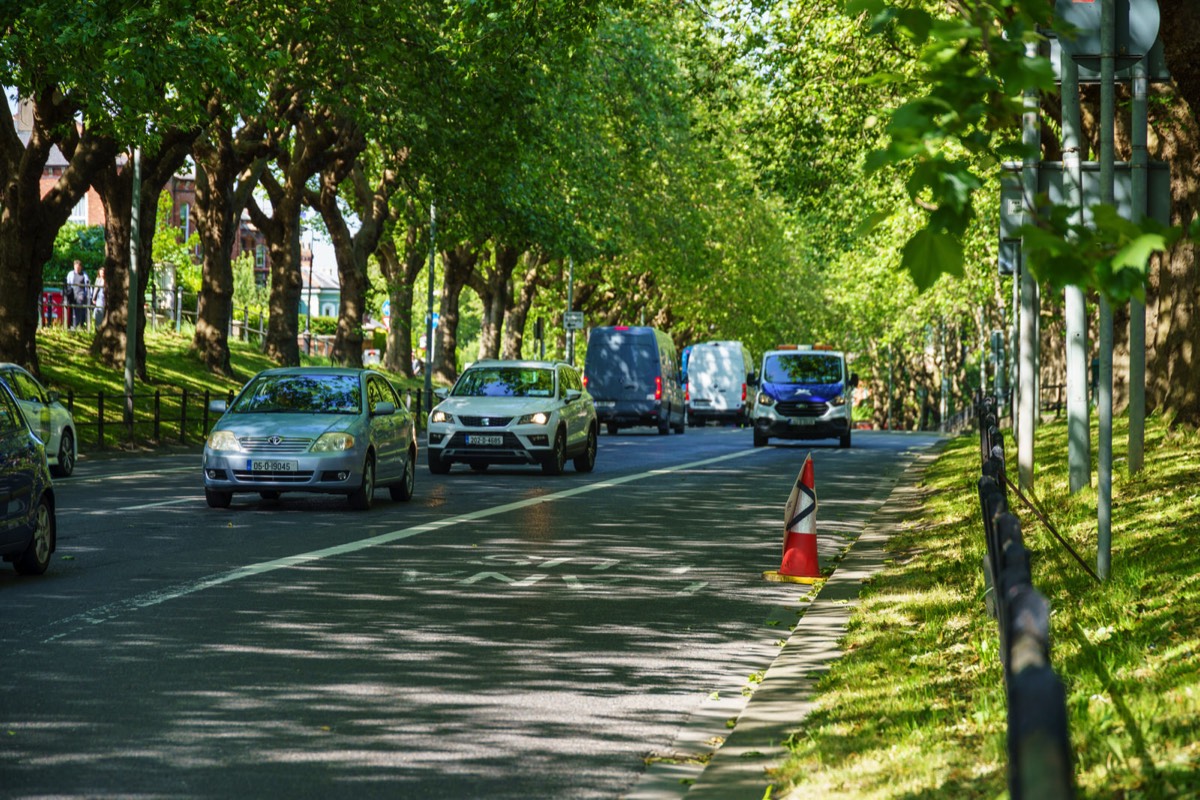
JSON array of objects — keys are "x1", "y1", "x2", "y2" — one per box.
[
  {"x1": 65, "y1": 260, "x2": 91, "y2": 329},
  {"x1": 91, "y1": 266, "x2": 106, "y2": 328}
]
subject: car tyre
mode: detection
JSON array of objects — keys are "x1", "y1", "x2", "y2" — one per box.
[
  {"x1": 349, "y1": 456, "x2": 376, "y2": 510},
  {"x1": 657, "y1": 417, "x2": 670, "y2": 435},
  {"x1": 14, "y1": 495, "x2": 54, "y2": 575},
  {"x1": 753, "y1": 428, "x2": 768, "y2": 448},
  {"x1": 51, "y1": 428, "x2": 75, "y2": 478},
  {"x1": 389, "y1": 452, "x2": 416, "y2": 501},
  {"x1": 205, "y1": 488, "x2": 232, "y2": 508},
  {"x1": 606, "y1": 422, "x2": 619, "y2": 436},
  {"x1": 428, "y1": 449, "x2": 451, "y2": 474},
  {"x1": 573, "y1": 426, "x2": 597, "y2": 473},
  {"x1": 542, "y1": 429, "x2": 566, "y2": 475},
  {"x1": 470, "y1": 463, "x2": 490, "y2": 473},
  {"x1": 839, "y1": 430, "x2": 852, "y2": 449}
]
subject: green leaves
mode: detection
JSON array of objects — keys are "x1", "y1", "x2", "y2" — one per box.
[{"x1": 902, "y1": 228, "x2": 963, "y2": 291}]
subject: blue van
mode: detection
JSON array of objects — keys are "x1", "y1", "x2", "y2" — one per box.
[
  {"x1": 750, "y1": 345, "x2": 858, "y2": 448},
  {"x1": 583, "y1": 326, "x2": 686, "y2": 435}
]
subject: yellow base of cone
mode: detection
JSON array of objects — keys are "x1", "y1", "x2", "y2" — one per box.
[{"x1": 762, "y1": 570, "x2": 819, "y2": 585}]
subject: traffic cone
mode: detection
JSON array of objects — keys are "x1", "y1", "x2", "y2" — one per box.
[{"x1": 764, "y1": 453, "x2": 821, "y2": 584}]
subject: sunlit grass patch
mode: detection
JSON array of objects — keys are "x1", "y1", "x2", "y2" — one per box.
[{"x1": 773, "y1": 413, "x2": 1200, "y2": 799}]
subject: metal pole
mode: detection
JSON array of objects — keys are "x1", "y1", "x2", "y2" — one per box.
[
  {"x1": 1128, "y1": 55, "x2": 1149, "y2": 474},
  {"x1": 1097, "y1": 0, "x2": 1115, "y2": 580},
  {"x1": 1018, "y1": 41, "x2": 1040, "y2": 491},
  {"x1": 124, "y1": 148, "x2": 141, "y2": 430},
  {"x1": 423, "y1": 202, "x2": 436, "y2": 412},
  {"x1": 566, "y1": 256, "x2": 575, "y2": 365},
  {"x1": 1062, "y1": 46, "x2": 1091, "y2": 493}
]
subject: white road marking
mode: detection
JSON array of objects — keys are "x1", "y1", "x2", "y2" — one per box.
[
  {"x1": 120, "y1": 498, "x2": 200, "y2": 510},
  {"x1": 44, "y1": 448, "x2": 765, "y2": 641}
]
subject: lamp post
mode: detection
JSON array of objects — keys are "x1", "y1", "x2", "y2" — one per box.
[{"x1": 424, "y1": 203, "x2": 437, "y2": 412}]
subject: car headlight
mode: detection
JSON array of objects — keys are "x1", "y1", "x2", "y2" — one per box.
[
  {"x1": 430, "y1": 410, "x2": 452, "y2": 424},
  {"x1": 516, "y1": 411, "x2": 550, "y2": 425},
  {"x1": 207, "y1": 430, "x2": 242, "y2": 452},
  {"x1": 311, "y1": 432, "x2": 355, "y2": 452},
  {"x1": 829, "y1": 394, "x2": 847, "y2": 407},
  {"x1": 756, "y1": 392, "x2": 775, "y2": 407}
]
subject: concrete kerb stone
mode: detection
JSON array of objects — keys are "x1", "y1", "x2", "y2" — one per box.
[{"x1": 625, "y1": 444, "x2": 944, "y2": 800}]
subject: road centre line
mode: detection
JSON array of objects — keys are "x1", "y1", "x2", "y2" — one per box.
[
  {"x1": 43, "y1": 448, "x2": 765, "y2": 642},
  {"x1": 120, "y1": 498, "x2": 201, "y2": 510}
]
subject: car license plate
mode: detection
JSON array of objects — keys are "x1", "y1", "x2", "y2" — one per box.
[
  {"x1": 466, "y1": 435, "x2": 504, "y2": 446},
  {"x1": 249, "y1": 459, "x2": 298, "y2": 471},
  {"x1": 594, "y1": 401, "x2": 615, "y2": 408},
  {"x1": 693, "y1": 399, "x2": 711, "y2": 407},
  {"x1": 790, "y1": 418, "x2": 815, "y2": 426}
]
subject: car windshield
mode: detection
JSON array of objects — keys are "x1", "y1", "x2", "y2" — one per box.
[
  {"x1": 763, "y1": 354, "x2": 842, "y2": 384},
  {"x1": 453, "y1": 367, "x2": 555, "y2": 398},
  {"x1": 231, "y1": 374, "x2": 362, "y2": 414}
]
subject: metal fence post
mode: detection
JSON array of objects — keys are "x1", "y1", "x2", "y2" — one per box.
[
  {"x1": 154, "y1": 389, "x2": 161, "y2": 441},
  {"x1": 180, "y1": 388, "x2": 189, "y2": 443},
  {"x1": 97, "y1": 391, "x2": 105, "y2": 449}
]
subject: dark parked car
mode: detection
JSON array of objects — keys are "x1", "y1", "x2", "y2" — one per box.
[{"x1": 0, "y1": 381, "x2": 56, "y2": 575}]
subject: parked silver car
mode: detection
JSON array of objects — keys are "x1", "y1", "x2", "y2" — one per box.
[
  {"x1": 203, "y1": 367, "x2": 418, "y2": 510},
  {"x1": 0, "y1": 380, "x2": 56, "y2": 575},
  {"x1": 0, "y1": 363, "x2": 77, "y2": 477}
]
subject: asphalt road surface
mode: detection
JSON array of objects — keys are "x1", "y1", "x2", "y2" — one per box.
[{"x1": 0, "y1": 426, "x2": 941, "y2": 799}]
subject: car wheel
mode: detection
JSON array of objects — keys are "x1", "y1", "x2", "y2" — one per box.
[
  {"x1": 673, "y1": 415, "x2": 685, "y2": 434},
  {"x1": 390, "y1": 452, "x2": 416, "y2": 501},
  {"x1": 573, "y1": 426, "x2": 597, "y2": 473},
  {"x1": 542, "y1": 429, "x2": 566, "y2": 475},
  {"x1": 51, "y1": 428, "x2": 75, "y2": 478},
  {"x1": 606, "y1": 422, "x2": 619, "y2": 436},
  {"x1": 657, "y1": 416, "x2": 670, "y2": 435},
  {"x1": 839, "y1": 430, "x2": 852, "y2": 449},
  {"x1": 349, "y1": 456, "x2": 376, "y2": 510},
  {"x1": 14, "y1": 494, "x2": 54, "y2": 575},
  {"x1": 470, "y1": 463, "x2": 489, "y2": 473},
  {"x1": 259, "y1": 491, "x2": 281, "y2": 500},
  {"x1": 428, "y1": 448, "x2": 451, "y2": 474},
  {"x1": 753, "y1": 429, "x2": 768, "y2": 448},
  {"x1": 205, "y1": 488, "x2": 232, "y2": 508}
]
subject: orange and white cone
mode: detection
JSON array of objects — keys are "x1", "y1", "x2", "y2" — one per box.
[{"x1": 764, "y1": 453, "x2": 821, "y2": 584}]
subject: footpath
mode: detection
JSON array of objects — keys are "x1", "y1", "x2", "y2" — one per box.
[{"x1": 627, "y1": 444, "x2": 944, "y2": 800}]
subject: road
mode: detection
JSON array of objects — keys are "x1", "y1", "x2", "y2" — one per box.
[{"x1": 0, "y1": 426, "x2": 941, "y2": 799}]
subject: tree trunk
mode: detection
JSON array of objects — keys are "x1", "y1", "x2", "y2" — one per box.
[
  {"x1": 501, "y1": 252, "x2": 546, "y2": 359},
  {"x1": 192, "y1": 118, "x2": 268, "y2": 377},
  {"x1": 433, "y1": 244, "x2": 479, "y2": 384},
  {"x1": 378, "y1": 219, "x2": 426, "y2": 376},
  {"x1": 90, "y1": 130, "x2": 197, "y2": 378},
  {"x1": 470, "y1": 243, "x2": 520, "y2": 361},
  {"x1": 0, "y1": 90, "x2": 114, "y2": 374}
]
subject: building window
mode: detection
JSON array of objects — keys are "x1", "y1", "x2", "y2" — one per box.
[{"x1": 69, "y1": 195, "x2": 88, "y2": 225}]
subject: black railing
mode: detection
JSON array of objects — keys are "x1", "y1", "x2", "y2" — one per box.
[
  {"x1": 976, "y1": 397, "x2": 1076, "y2": 800},
  {"x1": 62, "y1": 386, "x2": 425, "y2": 452}
]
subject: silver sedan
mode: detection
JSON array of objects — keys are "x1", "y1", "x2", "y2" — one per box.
[
  {"x1": 202, "y1": 367, "x2": 417, "y2": 510},
  {"x1": 0, "y1": 363, "x2": 78, "y2": 477}
]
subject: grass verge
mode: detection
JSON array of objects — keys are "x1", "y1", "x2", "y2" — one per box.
[
  {"x1": 33, "y1": 326, "x2": 425, "y2": 452},
  {"x1": 770, "y1": 411, "x2": 1199, "y2": 799}
]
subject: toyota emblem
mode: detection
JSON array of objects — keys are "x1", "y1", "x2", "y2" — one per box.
[{"x1": 269, "y1": 435, "x2": 283, "y2": 445}]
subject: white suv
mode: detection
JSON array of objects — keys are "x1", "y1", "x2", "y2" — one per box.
[{"x1": 426, "y1": 360, "x2": 598, "y2": 475}]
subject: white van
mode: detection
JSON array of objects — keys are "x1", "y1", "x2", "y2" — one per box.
[{"x1": 685, "y1": 340, "x2": 754, "y2": 427}]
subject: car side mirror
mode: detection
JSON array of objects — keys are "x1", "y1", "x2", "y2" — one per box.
[
  {"x1": 565, "y1": 389, "x2": 581, "y2": 403},
  {"x1": 434, "y1": 387, "x2": 449, "y2": 400},
  {"x1": 372, "y1": 401, "x2": 396, "y2": 416},
  {"x1": 849, "y1": 373, "x2": 859, "y2": 389},
  {"x1": 209, "y1": 399, "x2": 228, "y2": 414}
]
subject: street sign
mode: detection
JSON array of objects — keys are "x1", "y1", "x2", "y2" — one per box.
[
  {"x1": 564, "y1": 311, "x2": 584, "y2": 331},
  {"x1": 1055, "y1": 0, "x2": 1160, "y2": 71}
]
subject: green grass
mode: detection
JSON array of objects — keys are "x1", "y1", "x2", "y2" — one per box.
[
  {"x1": 771, "y1": 412, "x2": 1200, "y2": 799},
  {"x1": 33, "y1": 326, "x2": 426, "y2": 451}
]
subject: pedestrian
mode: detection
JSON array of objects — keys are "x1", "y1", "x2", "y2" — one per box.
[
  {"x1": 65, "y1": 259, "x2": 91, "y2": 329},
  {"x1": 91, "y1": 266, "x2": 106, "y2": 328}
]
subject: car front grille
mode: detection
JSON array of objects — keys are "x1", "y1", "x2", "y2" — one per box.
[
  {"x1": 458, "y1": 416, "x2": 514, "y2": 427},
  {"x1": 238, "y1": 436, "x2": 314, "y2": 454},
  {"x1": 231, "y1": 470, "x2": 315, "y2": 483},
  {"x1": 775, "y1": 400, "x2": 828, "y2": 418}
]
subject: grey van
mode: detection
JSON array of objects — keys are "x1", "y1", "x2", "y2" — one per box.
[{"x1": 583, "y1": 326, "x2": 686, "y2": 435}]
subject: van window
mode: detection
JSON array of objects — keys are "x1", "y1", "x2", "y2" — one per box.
[
  {"x1": 763, "y1": 354, "x2": 842, "y2": 384},
  {"x1": 587, "y1": 335, "x2": 658, "y2": 381}
]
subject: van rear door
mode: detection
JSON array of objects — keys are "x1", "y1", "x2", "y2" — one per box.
[{"x1": 585, "y1": 330, "x2": 659, "y2": 403}]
